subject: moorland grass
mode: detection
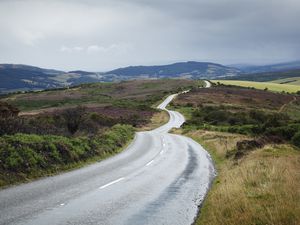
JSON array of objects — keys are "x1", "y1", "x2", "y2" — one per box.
[
  {"x1": 171, "y1": 86, "x2": 300, "y2": 225},
  {"x1": 180, "y1": 129, "x2": 300, "y2": 225}
]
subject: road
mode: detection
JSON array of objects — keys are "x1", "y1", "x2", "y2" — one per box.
[{"x1": 0, "y1": 87, "x2": 215, "y2": 225}]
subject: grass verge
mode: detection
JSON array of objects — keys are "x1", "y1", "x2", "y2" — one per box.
[
  {"x1": 178, "y1": 129, "x2": 300, "y2": 225},
  {"x1": 0, "y1": 124, "x2": 134, "y2": 188},
  {"x1": 137, "y1": 110, "x2": 169, "y2": 131}
]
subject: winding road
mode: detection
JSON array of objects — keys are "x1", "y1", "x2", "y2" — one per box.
[{"x1": 0, "y1": 84, "x2": 215, "y2": 225}]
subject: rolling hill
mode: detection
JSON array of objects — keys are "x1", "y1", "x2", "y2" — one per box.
[
  {"x1": 106, "y1": 61, "x2": 240, "y2": 79},
  {"x1": 0, "y1": 64, "x2": 103, "y2": 93},
  {"x1": 2, "y1": 60, "x2": 300, "y2": 94},
  {"x1": 0, "y1": 62, "x2": 240, "y2": 93}
]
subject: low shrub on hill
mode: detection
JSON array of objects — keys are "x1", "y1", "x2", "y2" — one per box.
[
  {"x1": 0, "y1": 104, "x2": 151, "y2": 137},
  {"x1": 0, "y1": 124, "x2": 134, "y2": 186},
  {"x1": 184, "y1": 105, "x2": 300, "y2": 148}
]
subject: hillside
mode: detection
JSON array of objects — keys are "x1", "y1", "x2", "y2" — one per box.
[
  {"x1": 0, "y1": 64, "x2": 104, "y2": 93},
  {"x1": 106, "y1": 61, "x2": 240, "y2": 79},
  {"x1": 0, "y1": 62, "x2": 239, "y2": 93},
  {"x1": 2, "y1": 61, "x2": 300, "y2": 94},
  {"x1": 170, "y1": 85, "x2": 300, "y2": 225}
]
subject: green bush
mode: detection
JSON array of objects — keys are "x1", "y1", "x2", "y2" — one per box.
[
  {"x1": 0, "y1": 124, "x2": 134, "y2": 175},
  {"x1": 292, "y1": 131, "x2": 300, "y2": 148},
  {"x1": 265, "y1": 124, "x2": 300, "y2": 140}
]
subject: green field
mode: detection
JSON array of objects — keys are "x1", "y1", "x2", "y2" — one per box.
[
  {"x1": 212, "y1": 80, "x2": 300, "y2": 93},
  {"x1": 271, "y1": 77, "x2": 300, "y2": 85}
]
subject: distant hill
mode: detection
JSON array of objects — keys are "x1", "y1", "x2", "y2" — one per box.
[
  {"x1": 2, "y1": 61, "x2": 300, "y2": 93},
  {"x1": 106, "y1": 61, "x2": 240, "y2": 79},
  {"x1": 0, "y1": 64, "x2": 65, "y2": 93},
  {"x1": 222, "y1": 69, "x2": 300, "y2": 82},
  {"x1": 232, "y1": 61, "x2": 300, "y2": 74},
  {"x1": 0, "y1": 61, "x2": 240, "y2": 93},
  {"x1": 0, "y1": 64, "x2": 106, "y2": 93}
]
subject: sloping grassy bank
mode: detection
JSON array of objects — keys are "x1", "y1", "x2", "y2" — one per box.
[
  {"x1": 185, "y1": 130, "x2": 300, "y2": 225},
  {"x1": 0, "y1": 124, "x2": 134, "y2": 188}
]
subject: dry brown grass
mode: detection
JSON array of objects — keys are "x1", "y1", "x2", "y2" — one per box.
[
  {"x1": 185, "y1": 130, "x2": 248, "y2": 162},
  {"x1": 137, "y1": 110, "x2": 169, "y2": 131},
  {"x1": 182, "y1": 130, "x2": 300, "y2": 225}
]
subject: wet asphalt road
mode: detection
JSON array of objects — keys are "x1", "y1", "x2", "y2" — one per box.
[{"x1": 0, "y1": 92, "x2": 215, "y2": 225}]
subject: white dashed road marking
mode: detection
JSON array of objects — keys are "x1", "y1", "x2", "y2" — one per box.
[
  {"x1": 146, "y1": 160, "x2": 154, "y2": 166},
  {"x1": 99, "y1": 177, "x2": 125, "y2": 189}
]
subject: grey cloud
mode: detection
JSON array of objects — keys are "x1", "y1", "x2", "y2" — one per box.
[{"x1": 0, "y1": 0, "x2": 299, "y2": 71}]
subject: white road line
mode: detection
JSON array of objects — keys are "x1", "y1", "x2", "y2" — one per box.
[
  {"x1": 146, "y1": 160, "x2": 154, "y2": 166},
  {"x1": 99, "y1": 177, "x2": 125, "y2": 189}
]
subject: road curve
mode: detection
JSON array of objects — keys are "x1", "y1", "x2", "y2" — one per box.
[{"x1": 0, "y1": 92, "x2": 215, "y2": 225}]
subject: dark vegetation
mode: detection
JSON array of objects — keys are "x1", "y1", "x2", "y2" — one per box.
[
  {"x1": 186, "y1": 105, "x2": 299, "y2": 140},
  {"x1": 0, "y1": 80, "x2": 199, "y2": 187},
  {"x1": 172, "y1": 85, "x2": 300, "y2": 155}
]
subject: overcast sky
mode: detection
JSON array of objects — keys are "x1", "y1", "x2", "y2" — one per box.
[{"x1": 0, "y1": 0, "x2": 300, "y2": 71}]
